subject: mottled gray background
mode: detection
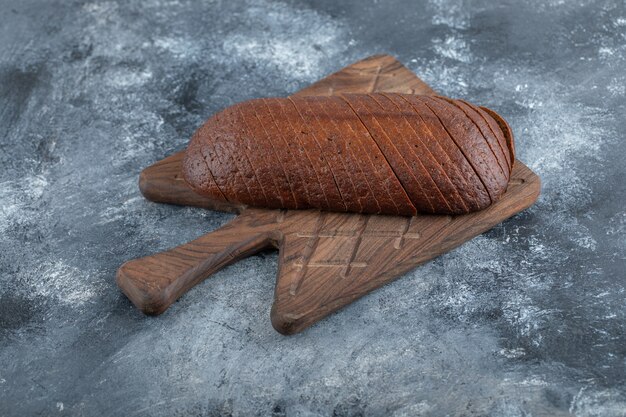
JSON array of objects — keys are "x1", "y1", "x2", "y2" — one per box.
[{"x1": 0, "y1": 0, "x2": 624, "y2": 415}]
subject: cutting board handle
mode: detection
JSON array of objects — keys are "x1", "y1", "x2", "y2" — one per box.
[{"x1": 116, "y1": 213, "x2": 280, "y2": 314}]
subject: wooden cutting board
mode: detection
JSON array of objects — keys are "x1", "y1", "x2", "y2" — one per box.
[{"x1": 117, "y1": 55, "x2": 540, "y2": 335}]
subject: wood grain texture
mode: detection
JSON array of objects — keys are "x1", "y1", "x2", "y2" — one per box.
[{"x1": 117, "y1": 54, "x2": 541, "y2": 334}]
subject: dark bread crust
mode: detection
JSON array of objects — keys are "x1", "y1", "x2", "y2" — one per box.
[
  {"x1": 263, "y1": 99, "x2": 316, "y2": 209},
  {"x1": 235, "y1": 101, "x2": 290, "y2": 209},
  {"x1": 187, "y1": 114, "x2": 252, "y2": 205},
  {"x1": 446, "y1": 98, "x2": 510, "y2": 178},
  {"x1": 381, "y1": 92, "x2": 471, "y2": 213},
  {"x1": 216, "y1": 105, "x2": 269, "y2": 207},
  {"x1": 325, "y1": 96, "x2": 406, "y2": 215},
  {"x1": 258, "y1": 98, "x2": 308, "y2": 210},
  {"x1": 424, "y1": 96, "x2": 509, "y2": 203},
  {"x1": 341, "y1": 94, "x2": 435, "y2": 213},
  {"x1": 182, "y1": 93, "x2": 513, "y2": 215},
  {"x1": 399, "y1": 94, "x2": 491, "y2": 210},
  {"x1": 365, "y1": 93, "x2": 449, "y2": 212},
  {"x1": 287, "y1": 97, "x2": 346, "y2": 211},
  {"x1": 231, "y1": 102, "x2": 288, "y2": 208},
  {"x1": 421, "y1": 97, "x2": 497, "y2": 204},
  {"x1": 273, "y1": 98, "x2": 330, "y2": 210},
  {"x1": 308, "y1": 97, "x2": 380, "y2": 214},
  {"x1": 182, "y1": 139, "x2": 228, "y2": 201},
  {"x1": 459, "y1": 100, "x2": 512, "y2": 173},
  {"x1": 480, "y1": 105, "x2": 516, "y2": 170},
  {"x1": 370, "y1": 93, "x2": 465, "y2": 214},
  {"x1": 294, "y1": 97, "x2": 362, "y2": 213}
]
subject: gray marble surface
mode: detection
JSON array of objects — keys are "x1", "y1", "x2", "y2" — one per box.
[{"x1": 1, "y1": 0, "x2": 625, "y2": 415}]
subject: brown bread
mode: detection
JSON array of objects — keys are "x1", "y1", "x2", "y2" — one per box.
[{"x1": 182, "y1": 93, "x2": 515, "y2": 215}]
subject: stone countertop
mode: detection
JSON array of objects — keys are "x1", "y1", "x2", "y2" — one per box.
[{"x1": 1, "y1": 0, "x2": 624, "y2": 415}]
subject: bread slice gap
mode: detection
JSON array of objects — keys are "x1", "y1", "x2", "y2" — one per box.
[
  {"x1": 209, "y1": 106, "x2": 271, "y2": 206},
  {"x1": 480, "y1": 106, "x2": 516, "y2": 170},
  {"x1": 401, "y1": 95, "x2": 490, "y2": 210},
  {"x1": 387, "y1": 92, "x2": 478, "y2": 211},
  {"x1": 194, "y1": 117, "x2": 258, "y2": 205},
  {"x1": 425, "y1": 96, "x2": 508, "y2": 202},
  {"x1": 261, "y1": 98, "x2": 312, "y2": 210},
  {"x1": 336, "y1": 95, "x2": 417, "y2": 216},
  {"x1": 266, "y1": 99, "x2": 324, "y2": 209},
  {"x1": 459, "y1": 100, "x2": 512, "y2": 172},
  {"x1": 183, "y1": 139, "x2": 229, "y2": 201},
  {"x1": 379, "y1": 93, "x2": 470, "y2": 214},
  {"x1": 369, "y1": 93, "x2": 461, "y2": 214},
  {"x1": 275, "y1": 98, "x2": 332, "y2": 210},
  {"x1": 342, "y1": 93, "x2": 435, "y2": 213},
  {"x1": 234, "y1": 104, "x2": 285, "y2": 208},
  {"x1": 328, "y1": 95, "x2": 398, "y2": 214},
  {"x1": 313, "y1": 97, "x2": 382, "y2": 214},
  {"x1": 247, "y1": 99, "x2": 299, "y2": 209},
  {"x1": 288, "y1": 97, "x2": 347, "y2": 212},
  {"x1": 298, "y1": 97, "x2": 362, "y2": 213},
  {"x1": 440, "y1": 97, "x2": 509, "y2": 179},
  {"x1": 417, "y1": 96, "x2": 497, "y2": 205}
]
